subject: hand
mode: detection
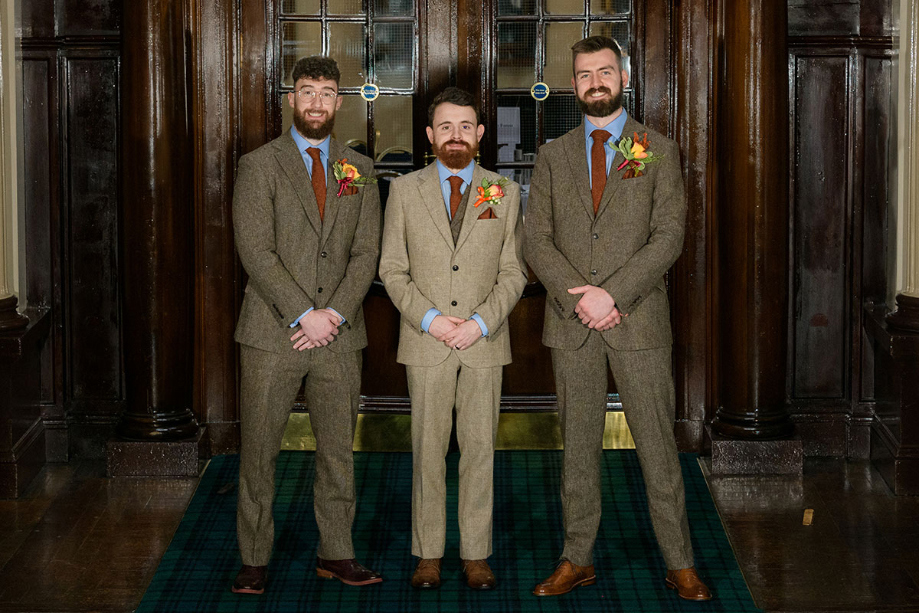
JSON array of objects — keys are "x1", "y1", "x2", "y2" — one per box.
[
  {"x1": 428, "y1": 315, "x2": 464, "y2": 341},
  {"x1": 568, "y1": 285, "x2": 616, "y2": 328},
  {"x1": 595, "y1": 307, "x2": 626, "y2": 331},
  {"x1": 291, "y1": 310, "x2": 339, "y2": 351},
  {"x1": 441, "y1": 319, "x2": 484, "y2": 351}
]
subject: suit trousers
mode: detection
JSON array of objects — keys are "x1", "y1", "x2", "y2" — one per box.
[
  {"x1": 237, "y1": 343, "x2": 361, "y2": 566},
  {"x1": 406, "y1": 351, "x2": 503, "y2": 560},
  {"x1": 552, "y1": 332, "x2": 694, "y2": 570}
]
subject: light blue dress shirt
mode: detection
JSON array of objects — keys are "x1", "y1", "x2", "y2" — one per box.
[
  {"x1": 585, "y1": 110, "x2": 629, "y2": 190},
  {"x1": 288, "y1": 127, "x2": 344, "y2": 329},
  {"x1": 420, "y1": 159, "x2": 488, "y2": 338}
]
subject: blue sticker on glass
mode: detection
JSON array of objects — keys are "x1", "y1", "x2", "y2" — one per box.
[
  {"x1": 360, "y1": 83, "x2": 380, "y2": 101},
  {"x1": 530, "y1": 82, "x2": 550, "y2": 101}
]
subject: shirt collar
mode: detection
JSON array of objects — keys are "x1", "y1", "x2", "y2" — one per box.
[
  {"x1": 585, "y1": 109, "x2": 629, "y2": 143},
  {"x1": 436, "y1": 158, "x2": 475, "y2": 187},
  {"x1": 290, "y1": 125, "x2": 331, "y2": 160}
]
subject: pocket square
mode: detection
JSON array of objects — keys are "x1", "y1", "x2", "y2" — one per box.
[
  {"x1": 477, "y1": 207, "x2": 498, "y2": 220},
  {"x1": 339, "y1": 185, "x2": 359, "y2": 197}
]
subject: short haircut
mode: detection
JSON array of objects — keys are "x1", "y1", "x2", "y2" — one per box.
[
  {"x1": 571, "y1": 36, "x2": 623, "y2": 75},
  {"x1": 427, "y1": 87, "x2": 480, "y2": 126},
  {"x1": 291, "y1": 56, "x2": 341, "y2": 86}
]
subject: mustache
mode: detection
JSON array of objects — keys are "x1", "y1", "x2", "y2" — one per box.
[
  {"x1": 444, "y1": 140, "x2": 472, "y2": 149},
  {"x1": 585, "y1": 86, "x2": 612, "y2": 97}
]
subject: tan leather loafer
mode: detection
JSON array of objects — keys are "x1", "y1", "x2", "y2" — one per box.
[
  {"x1": 462, "y1": 559, "x2": 496, "y2": 590},
  {"x1": 665, "y1": 566, "x2": 712, "y2": 601},
  {"x1": 411, "y1": 558, "x2": 442, "y2": 589},
  {"x1": 533, "y1": 560, "x2": 596, "y2": 596}
]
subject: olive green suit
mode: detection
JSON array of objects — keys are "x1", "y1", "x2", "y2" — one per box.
[
  {"x1": 379, "y1": 162, "x2": 526, "y2": 559},
  {"x1": 524, "y1": 116, "x2": 694, "y2": 569},
  {"x1": 233, "y1": 132, "x2": 381, "y2": 566}
]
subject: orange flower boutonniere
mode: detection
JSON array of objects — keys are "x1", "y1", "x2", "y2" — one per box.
[
  {"x1": 332, "y1": 158, "x2": 377, "y2": 197},
  {"x1": 472, "y1": 177, "x2": 509, "y2": 208},
  {"x1": 611, "y1": 132, "x2": 664, "y2": 179}
]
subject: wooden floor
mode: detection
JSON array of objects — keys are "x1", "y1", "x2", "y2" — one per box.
[{"x1": 0, "y1": 457, "x2": 917, "y2": 612}]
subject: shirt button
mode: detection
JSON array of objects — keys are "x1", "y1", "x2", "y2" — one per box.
[
  {"x1": 320, "y1": 251, "x2": 327, "y2": 258},
  {"x1": 451, "y1": 300, "x2": 457, "y2": 306},
  {"x1": 317, "y1": 287, "x2": 323, "y2": 293},
  {"x1": 590, "y1": 270, "x2": 598, "y2": 276},
  {"x1": 593, "y1": 233, "x2": 599, "y2": 240},
  {"x1": 452, "y1": 265, "x2": 459, "y2": 271}
]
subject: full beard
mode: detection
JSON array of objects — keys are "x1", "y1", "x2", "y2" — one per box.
[
  {"x1": 576, "y1": 87, "x2": 623, "y2": 119},
  {"x1": 434, "y1": 140, "x2": 478, "y2": 170},
  {"x1": 293, "y1": 108, "x2": 336, "y2": 140}
]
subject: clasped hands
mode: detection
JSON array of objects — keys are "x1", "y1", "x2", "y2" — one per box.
[
  {"x1": 428, "y1": 315, "x2": 483, "y2": 351},
  {"x1": 290, "y1": 309, "x2": 343, "y2": 351},
  {"x1": 568, "y1": 285, "x2": 625, "y2": 331}
]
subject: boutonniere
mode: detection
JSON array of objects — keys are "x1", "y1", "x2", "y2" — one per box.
[
  {"x1": 332, "y1": 159, "x2": 377, "y2": 197},
  {"x1": 472, "y1": 177, "x2": 509, "y2": 208},
  {"x1": 611, "y1": 132, "x2": 664, "y2": 179}
]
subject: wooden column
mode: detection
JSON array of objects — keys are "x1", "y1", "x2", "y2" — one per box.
[
  {"x1": 115, "y1": 0, "x2": 197, "y2": 443},
  {"x1": 711, "y1": 0, "x2": 794, "y2": 440}
]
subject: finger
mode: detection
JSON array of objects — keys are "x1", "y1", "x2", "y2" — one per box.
[
  {"x1": 445, "y1": 316, "x2": 466, "y2": 324},
  {"x1": 291, "y1": 329, "x2": 305, "y2": 342},
  {"x1": 567, "y1": 286, "x2": 590, "y2": 295}
]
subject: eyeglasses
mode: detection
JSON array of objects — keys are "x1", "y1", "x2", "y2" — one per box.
[{"x1": 296, "y1": 89, "x2": 338, "y2": 104}]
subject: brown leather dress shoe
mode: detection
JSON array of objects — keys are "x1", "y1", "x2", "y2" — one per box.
[
  {"x1": 316, "y1": 557, "x2": 383, "y2": 586},
  {"x1": 411, "y1": 558, "x2": 442, "y2": 589},
  {"x1": 665, "y1": 567, "x2": 712, "y2": 601},
  {"x1": 533, "y1": 560, "x2": 596, "y2": 596},
  {"x1": 231, "y1": 564, "x2": 267, "y2": 594},
  {"x1": 462, "y1": 559, "x2": 496, "y2": 590}
]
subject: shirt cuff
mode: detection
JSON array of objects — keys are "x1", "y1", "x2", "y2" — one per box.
[
  {"x1": 327, "y1": 308, "x2": 345, "y2": 325},
  {"x1": 421, "y1": 308, "x2": 442, "y2": 333},
  {"x1": 471, "y1": 313, "x2": 488, "y2": 337},
  {"x1": 290, "y1": 307, "x2": 314, "y2": 328}
]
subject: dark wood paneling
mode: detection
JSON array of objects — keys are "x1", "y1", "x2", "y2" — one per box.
[
  {"x1": 20, "y1": 0, "x2": 54, "y2": 38},
  {"x1": 63, "y1": 53, "x2": 123, "y2": 409},
  {"x1": 790, "y1": 54, "x2": 849, "y2": 399},
  {"x1": 54, "y1": 0, "x2": 122, "y2": 36},
  {"x1": 789, "y1": 0, "x2": 860, "y2": 36}
]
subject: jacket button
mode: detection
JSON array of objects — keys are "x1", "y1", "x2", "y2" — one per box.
[
  {"x1": 593, "y1": 233, "x2": 599, "y2": 239},
  {"x1": 452, "y1": 265, "x2": 459, "y2": 271},
  {"x1": 318, "y1": 287, "x2": 323, "y2": 293},
  {"x1": 590, "y1": 270, "x2": 598, "y2": 276},
  {"x1": 320, "y1": 251, "x2": 327, "y2": 258},
  {"x1": 451, "y1": 300, "x2": 457, "y2": 306}
]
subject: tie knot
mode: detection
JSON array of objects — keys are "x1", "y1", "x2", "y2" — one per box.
[
  {"x1": 307, "y1": 147, "x2": 322, "y2": 161},
  {"x1": 591, "y1": 129, "x2": 612, "y2": 145},
  {"x1": 447, "y1": 175, "x2": 464, "y2": 193}
]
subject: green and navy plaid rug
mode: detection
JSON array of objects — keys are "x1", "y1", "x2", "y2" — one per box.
[{"x1": 138, "y1": 451, "x2": 759, "y2": 612}]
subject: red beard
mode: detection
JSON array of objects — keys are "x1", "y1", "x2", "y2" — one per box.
[
  {"x1": 433, "y1": 139, "x2": 478, "y2": 170},
  {"x1": 293, "y1": 108, "x2": 336, "y2": 140},
  {"x1": 576, "y1": 86, "x2": 624, "y2": 118}
]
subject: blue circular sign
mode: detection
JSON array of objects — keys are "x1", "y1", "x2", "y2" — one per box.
[
  {"x1": 360, "y1": 83, "x2": 380, "y2": 101},
  {"x1": 530, "y1": 82, "x2": 550, "y2": 101}
]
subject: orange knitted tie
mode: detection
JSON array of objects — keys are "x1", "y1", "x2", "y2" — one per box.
[
  {"x1": 590, "y1": 129, "x2": 611, "y2": 215},
  {"x1": 447, "y1": 175, "x2": 464, "y2": 220},
  {"x1": 307, "y1": 148, "x2": 326, "y2": 221}
]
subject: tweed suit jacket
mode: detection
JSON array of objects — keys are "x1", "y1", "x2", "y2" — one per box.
[
  {"x1": 379, "y1": 162, "x2": 527, "y2": 368},
  {"x1": 233, "y1": 132, "x2": 381, "y2": 354},
  {"x1": 524, "y1": 116, "x2": 687, "y2": 351}
]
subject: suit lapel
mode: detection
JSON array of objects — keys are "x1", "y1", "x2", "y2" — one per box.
[
  {"x1": 319, "y1": 139, "x2": 345, "y2": 247},
  {"x1": 563, "y1": 127, "x2": 596, "y2": 220},
  {"x1": 596, "y1": 116, "x2": 638, "y2": 220},
  {"x1": 417, "y1": 164, "x2": 454, "y2": 249},
  {"x1": 274, "y1": 133, "x2": 322, "y2": 236},
  {"x1": 454, "y1": 165, "x2": 484, "y2": 252}
]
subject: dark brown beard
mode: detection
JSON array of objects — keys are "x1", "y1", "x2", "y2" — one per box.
[
  {"x1": 576, "y1": 86, "x2": 624, "y2": 119},
  {"x1": 293, "y1": 108, "x2": 336, "y2": 140},
  {"x1": 433, "y1": 139, "x2": 478, "y2": 170}
]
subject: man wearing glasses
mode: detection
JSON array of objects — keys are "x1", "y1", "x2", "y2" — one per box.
[{"x1": 231, "y1": 55, "x2": 382, "y2": 594}]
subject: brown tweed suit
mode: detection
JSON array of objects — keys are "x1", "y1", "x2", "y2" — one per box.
[
  {"x1": 379, "y1": 162, "x2": 527, "y2": 559},
  {"x1": 233, "y1": 132, "x2": 381, "y2": 566},
  {"x1": 524, "y1": 116, "x2": 694, "y2": 570}
]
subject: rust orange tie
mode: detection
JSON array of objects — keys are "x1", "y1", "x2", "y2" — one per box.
[
  {"x1": 590, "y1": 129, "x2": 612, "y2": 215},
  {"x1": 307, "y1": 147, "x2": 326, "y2": 221},
  {"x1": 447, "y1": 175, "x2": 464, "y2": 220}
]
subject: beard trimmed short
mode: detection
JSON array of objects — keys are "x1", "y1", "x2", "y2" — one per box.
[
  {"x1": 434, "y1": 140, "x2": 478, "y2": 170},
  {"x1": 293, "y1": 109, "x2": 336, "y2": 141},
  {"x1": 576, "y1": 88, "x2": 624, "y2": 119}
]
